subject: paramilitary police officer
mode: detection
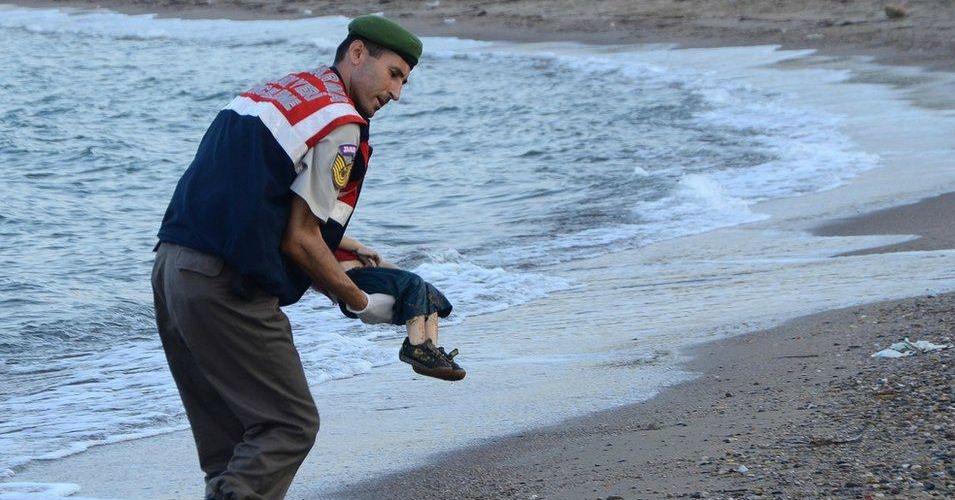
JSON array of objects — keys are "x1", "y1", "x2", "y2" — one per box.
[{"x1": 150, "y1": 16, "x2": 421, "y2": 499}]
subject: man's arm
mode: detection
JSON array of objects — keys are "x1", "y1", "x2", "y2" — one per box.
[
  {"x1": 283, "y1": 123, "x2": 368, "y2": 309},
  {"x1": 282, "y1": 195, "x2": 368, "y2": 311},
  {"x1": 282, "y1": 122, "x2": 393, "y2": 323}
]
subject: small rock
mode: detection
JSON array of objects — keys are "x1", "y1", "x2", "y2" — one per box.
[{"x1": 885, "y1": 4, "x2": 908, "y2": 19}]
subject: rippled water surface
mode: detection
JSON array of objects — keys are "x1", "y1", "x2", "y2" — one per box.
[{"x1": 0, "y1": 7, "x2": 881, "y2": 476}]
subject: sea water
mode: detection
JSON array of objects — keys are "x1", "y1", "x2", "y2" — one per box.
[{"x1": 1, "y1": 5, "x2": 954, "y2": 497}]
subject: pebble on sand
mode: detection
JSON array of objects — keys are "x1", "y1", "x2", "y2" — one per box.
[{"x1": 885, "y1": 5, "x2": 908, "y2": 19}]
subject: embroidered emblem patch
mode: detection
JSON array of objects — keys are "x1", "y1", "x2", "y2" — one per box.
[
  {"x1": 332, "y1": 155, "x2": 351, "y2": 189},
  {"x1": 332, "y1": 144, "x2": 357, "y2": 189}
]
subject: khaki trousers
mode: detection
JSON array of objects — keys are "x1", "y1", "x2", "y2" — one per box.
[{"x1": 151, "y1": 242, "x2": 319, "y2": 500}]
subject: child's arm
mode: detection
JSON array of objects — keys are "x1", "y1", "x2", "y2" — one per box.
[
  {"x1": 338, "y1": 235, "x2": 363, "y2": 253},
  {"x1": 339, "y1": 235, "x2": 383, "y2": 267}
]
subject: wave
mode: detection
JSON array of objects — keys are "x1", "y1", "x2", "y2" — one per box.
[{"x1": 0, "y1": 5, "x2": 347, "y2": 46}]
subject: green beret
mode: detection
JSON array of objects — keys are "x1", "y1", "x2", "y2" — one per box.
[{"x1": 348, "y1": 15, "x2": 422, "y2": 68}]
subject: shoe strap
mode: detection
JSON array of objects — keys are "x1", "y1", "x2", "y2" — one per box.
[{"x1": 438, "y1": 347, "x2": 459, "y2": 360}]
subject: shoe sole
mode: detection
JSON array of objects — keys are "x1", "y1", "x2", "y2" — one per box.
[{"x1": 400, "y1": 352, "x2": 467, "y2": 381}]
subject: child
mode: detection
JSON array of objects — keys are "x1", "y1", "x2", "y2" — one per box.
[{"x1": 334, "y1": 235, "x2": 465, "y2": 381}]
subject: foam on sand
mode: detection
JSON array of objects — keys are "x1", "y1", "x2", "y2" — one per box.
[{"x1": 0, "y1": 482, "x2": 111, "y2": 500}]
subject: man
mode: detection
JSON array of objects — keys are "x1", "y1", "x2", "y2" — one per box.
[{"x1": 150, "y1": 16, "x2": 421, "y2": 499}]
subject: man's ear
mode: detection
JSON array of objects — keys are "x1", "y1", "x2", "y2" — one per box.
[{"x1": 348, "y1": 40, "x2": 365, "y2": 66}]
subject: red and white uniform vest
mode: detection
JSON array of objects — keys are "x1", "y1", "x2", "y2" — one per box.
[{"x1": 157, "y1": 66, "x2": 373, "y2": 305}]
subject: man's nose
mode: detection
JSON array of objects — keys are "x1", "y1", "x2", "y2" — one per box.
[{"x1": 389, "y1": 81, "x2": 403, "y2": 102}]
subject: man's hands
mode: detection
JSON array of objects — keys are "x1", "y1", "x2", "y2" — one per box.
[{"x1": 346, "y1": 292, "x2": 395, "y2": 324}]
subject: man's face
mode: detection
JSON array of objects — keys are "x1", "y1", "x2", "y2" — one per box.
[{"x1": 347, "y1": 41, "x2": 411, "y2": 119}]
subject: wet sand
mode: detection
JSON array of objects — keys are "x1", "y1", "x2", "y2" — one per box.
[{"x1": 815, "y1": 192, "x2": 955, "y2": 256}]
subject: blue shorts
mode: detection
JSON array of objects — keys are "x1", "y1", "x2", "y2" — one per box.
[{"x1": 341, "y1": 267, "x2": 453, "y2": 325}]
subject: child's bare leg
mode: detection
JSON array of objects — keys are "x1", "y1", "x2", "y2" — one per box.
[
  {"x1": 423, "y1": 312, "x2": 439, "y2": 345},
  {"x1": 405, "y1": 315, "x2": 427, "y2": 346}
]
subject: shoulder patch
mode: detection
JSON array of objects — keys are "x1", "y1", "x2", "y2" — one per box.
[{"x1": 332, "y1": 144, "x2": 357, "y2": 189}]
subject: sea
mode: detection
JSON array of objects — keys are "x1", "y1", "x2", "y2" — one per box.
[{"x1": 1, "y1": 5, "x2": 955, "y2": 499}]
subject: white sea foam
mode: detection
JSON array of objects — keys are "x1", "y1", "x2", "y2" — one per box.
[
  {"x1": 692, "y1": 85, "x2": 881, "y2": 200},
  {"x1": 0, "y1": 5, "x2": 348, "y2": 45},
  {"x1": 570, "y1": 48, "x2": 882, "y2": 200},
  {"x1": 411, "y1": 248, "x2": 576, "y2": 317},
  {"x1": 0, "y1": 482, "x2": 112, "y2": 500},
  {"x1": 490, "y1": 174, "x2": 767, "y2": 266},
  {"x1": 642, "y1": 174, "x2": 761, "y2": 223}
]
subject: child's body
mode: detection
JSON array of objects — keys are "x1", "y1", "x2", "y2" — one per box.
[{"x1": 334, "y1": 236, "x2": 464, "y2": 381}]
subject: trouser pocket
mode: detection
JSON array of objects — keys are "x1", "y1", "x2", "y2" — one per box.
[{"x1": 175, "y1": 246, "x2": 225, "y2": 277}]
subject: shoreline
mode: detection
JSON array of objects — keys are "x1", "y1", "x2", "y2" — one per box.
[
  {"x1": 345, "y1": 291, "x2": 955, "y2": 499},
  {"x1": 10, "y1": 0, "x2": 955, "y2": 72},
  {"x1": 1, "y1": 3, "x2": 954, "y2": 499}
]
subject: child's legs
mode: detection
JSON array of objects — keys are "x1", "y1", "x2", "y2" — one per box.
[
  {"x1": 424, "y1": 312, "x2": 439, "y2": 344},
  {"x1": 347, "y1": 267, "x2": 448, "y2": 346},
  {"x1": 405, "y1": 315, "x2": 427, "y2": 345},
  {"x1": 405, "y1": 312, "x2": 439, "y2": 345}
]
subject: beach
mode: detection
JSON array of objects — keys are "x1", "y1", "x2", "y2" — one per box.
[
  {"x1": 346, "y1": 292, "x2": 955, "y2": 499},
  {"x1": 1, "y1": 1, "x2": 954, "y2": 499}
]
